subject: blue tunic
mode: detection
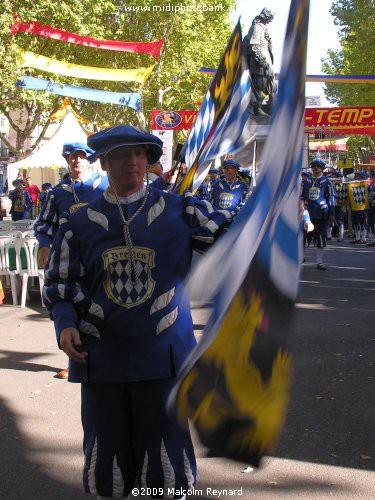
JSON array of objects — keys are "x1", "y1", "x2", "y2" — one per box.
[
  {"x1": 34, "y1": 173, "x2": 108, "y2": 248},
  {"x1": 43, "y1": 187, "x2": 233, "y2": 384},
  {"x1": 302, "y1": 175, "x2": 336, "y2": 219},
  {"x1": 210, "y1": 178, "x2": 248, "y2": 211}
]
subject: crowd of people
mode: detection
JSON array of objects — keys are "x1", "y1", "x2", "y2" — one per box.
[
  {"x1": 2, "y1": 127, "x2": 374, "y2": 498},
  {"x1": 6, "y1": 176, "x2": 52, "y2": 221},
  {"x1": 301, "y1": 157, "x2": 375, "y2": 270}
]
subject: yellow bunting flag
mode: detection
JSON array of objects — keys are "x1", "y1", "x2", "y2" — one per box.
[{"x1": 15, "y1": 45, "x2": 154, "y2": 84}]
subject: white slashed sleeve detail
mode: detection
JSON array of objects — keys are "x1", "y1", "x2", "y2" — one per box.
[
  {"x1": 58, "y1": 238, "x2": 70, "y2": 279},
  {"x1": 147, "y1": 197, "x2": 166, "y2": 226},
  {"x1": 57, "y1": 283, "x2": 65, "y2": 299},
  {"x1": 88, "y1": 437, "x2": 98, "y2": 494},
  {"x1": 93, "y1": 175, "x2": 102, "y2": 190},
  {"x1": 78, "y1": 320, "x2": 101, "y2": 339},
  {"x1": 112, "y1": 454, "x2": 125, "y2": 498},
  {"x1": 88, "y1": 301, "x2": 105, "y2": 319},
  {"x1": 160, "y1": 439, "x2": 176, "y2": 494},
  {"x1": 156, "y1": 307, "x2": 178, "y2": 335},
  {"x1": 140, "y1": 451, "x2": 149, "y2": 489},
  {"x1": 87, "y1": 208, "x2": 109, "y2": 231},
  {"x1": 202, "y1": 199, "x2": 214, "y2": 213},
  {"x1": 73, "y1": 290, "x2": 86, "y2": 303},
  {"x1": 42, "y1": 194, "x2": 54, "y2": 221},
  {"x1": 150, "y1": 287, "x2": 175, "y2": 315},
  {"x1": 194, "y1": 207, "x2": 218, "y2": 233},
  {"x1": 217, "y1": 209, "x2": 232, "y2": 220}
]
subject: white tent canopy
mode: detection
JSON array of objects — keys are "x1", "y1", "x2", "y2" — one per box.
[{"x1": 7, "y1": 108, "x2": 90, "y2": 187}]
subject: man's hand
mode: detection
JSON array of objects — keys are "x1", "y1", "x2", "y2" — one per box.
[
  {"x1": 328, "y1": 214, "x2": 335, "y2": 225},
  {"x1": 38, "y1": 246, "x2": 50, "y2": 268},
  {"x1": 60, "y1": 328, "x2": 88, "y2": 364},
  {"x1": 162, "y1": 170, "x2": 175, "y2": 185}
]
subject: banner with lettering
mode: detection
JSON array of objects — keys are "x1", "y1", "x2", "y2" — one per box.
[
  {"x1": 305, "y1": 106, "x2": 375, "y2": 130},
  {"x1": 151, "y1": 110, "x2": 198, "y2": 130},
  {"x1": 153, "y1": 107, "x2": 375, "y2": 134}
]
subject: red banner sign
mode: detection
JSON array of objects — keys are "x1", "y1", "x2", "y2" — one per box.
[
  {"x1": 151, "y1": 110, "x2": 197, "y2": 130},
  {"x1": 152, "y1": 107, "x2": 375, "y2": 134},
  {"x1": 305, "y1": 106, "x2": 375, "y2": 128}
]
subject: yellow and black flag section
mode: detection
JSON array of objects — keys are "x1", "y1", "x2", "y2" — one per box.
[{"x1": 174, "y1": 257, "x2": 294, "y2": 465}]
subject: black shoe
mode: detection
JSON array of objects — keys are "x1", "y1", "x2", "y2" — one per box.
[
  {"x1": 317, "y1": 263, "x2": 326, "y2": 270},
  {"x1": 350, "y1": 240, "x2": 361, "y2": 244}
]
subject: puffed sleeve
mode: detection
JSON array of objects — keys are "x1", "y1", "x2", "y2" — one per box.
[
  {"x1": 184, "y1": 191, "x2": 234, "y2": 252},
  {"x1": 34, "y1": 190, "x2": 59, "y2": 248},
  {"x1": 43, "y1": 219, "x2": 91, "y2": 345}
]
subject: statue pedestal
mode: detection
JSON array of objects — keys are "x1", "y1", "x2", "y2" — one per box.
[{"x1": 232, "y1": 115, "x2": 272, "y2": 169}]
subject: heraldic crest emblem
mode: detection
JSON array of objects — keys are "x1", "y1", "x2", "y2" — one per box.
[
  {"x1": 102, "y1": 246, "x2": 155, "y2": 308},
  {"x1": 219, "y1": 192, "x2": 234, "y2": 209}
]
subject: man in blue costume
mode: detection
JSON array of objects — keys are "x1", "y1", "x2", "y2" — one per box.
[
  {"x1": 42, "y1": 126, "x2": 234, "y2": 499},
  {"x1": 326, "y1": 168, "x2": 345, "y2": 241},
  {"x1": 35, "y1": 141, "x2": 108, "y2": 379},
  {"x1": 8, "y1": 178, "x2": 33, "y2": 220},
  {"x1": 302, "y1": 158, "x2": 336, "y2": 269},
  {"x1": 210, "y1": 159, "x2": 249, "y2": 211}
]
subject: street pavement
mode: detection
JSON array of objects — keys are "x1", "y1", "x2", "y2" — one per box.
[{"x1": 0, "y1": 239, "x2": 374, "y2": 500}]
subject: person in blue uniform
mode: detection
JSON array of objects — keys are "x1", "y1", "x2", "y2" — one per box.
[
  {"x1": 302, "y1": 158, "x2": 336, "y2": 269},
  {"x1": 35, "y1": 142, "x2": 108, "y2": 380},
  {"x1": 349, "y1": 170, "x2": 368, "y2": 244},
  {"x1": 210, "y1": 159, "x2": 249, "y2": 211},
  {"x1": 38, "y1": 182, "x2": 52, "y2": 206},
  {"x1": 326, "y1": 168, "x2": 345, "y2": 241},
  {"x1": 8, "y1": 178, "x2": 33, "y2": 221},
  {"x1": 35, "y1": 142, "x2": 108, "y2": 268},
  {"x1": 42, "y1": 126, "x2": 234, "y2": 499}
]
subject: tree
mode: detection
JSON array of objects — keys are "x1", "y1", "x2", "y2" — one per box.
[
  {"x1": 0, "y1": 0, "x2": 236, "y2": 160},
  {"x1": 321, "y1": 0, "x2": 375, "y2": 161},
  {"x1": 322, "y1": 0, "x2": 375, "y2": 106}
]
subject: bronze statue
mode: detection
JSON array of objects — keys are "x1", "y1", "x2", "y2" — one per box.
[{"x1": 244, "y1": 8, "x2": 276, "y2": 116}]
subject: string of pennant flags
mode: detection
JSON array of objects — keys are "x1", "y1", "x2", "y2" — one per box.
[{"x1": 11, "y1": 16, "x2": 164, "y2": 107}]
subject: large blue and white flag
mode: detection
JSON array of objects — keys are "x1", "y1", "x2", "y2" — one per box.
[
  {"x1": 175, "y1": 20, "x2": 253, "y2": 194},
  {"x1": 169, "y1": 0, "x2": 310, "y2": 465}
]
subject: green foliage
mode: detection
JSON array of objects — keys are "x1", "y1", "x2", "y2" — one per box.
[
  {"x1": 322, "y1": 0, "x2": 375, "y2": 106},
  {"x1": 0, "y1": 0, "x2": 236, "y2": 158},
  {"x1": 321, "y1": 0, "x2": 375, "y2": 161}
]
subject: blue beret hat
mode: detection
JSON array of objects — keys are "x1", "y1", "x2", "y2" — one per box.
[
  {"x1": 209, "y1": 168, "x2": 219, "y2": 174},
  {"x1": 62, "y1": 142, "x2": 94, "y2": 159},
  {"x1": 41, "y1": 182, "x2": 52, "y2": 189},
  {"x1": 354, "y1": 170, "x2": 367, "y2": 179},
  {"x1": 309, "y1": 158, "x2": 326, "y2": 169},
  {"x1": 87, "y1": 125, "x2": 163, "y2": 164},
  {"x1": 222, "y1": 159, "x2": 241, "y2": 170}
]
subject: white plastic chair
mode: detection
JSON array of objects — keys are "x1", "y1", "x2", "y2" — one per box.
[
  {"x1": 14, "y1": 236, "x2": 45, "y2": 308},
  {"x1": 0, "y1": 236, "x2": 18, "y2": 305},
  {"x1": 8, "y1": 230, "x2": 23, "y2": 238},
  {"x1": 11, "y1": 220, "x2": 35, "y2": 231},
  {"x1": 22, "y1": 230, "x2": 36, "y2": 238}
]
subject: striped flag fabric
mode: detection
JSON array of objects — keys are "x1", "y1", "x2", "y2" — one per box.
[
  {"x1": 169, "y1": 0, "x2": 310, "y2": 465},
  {"x1": 175, "y1": 20, "x2": 253, "y2": 194}
]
